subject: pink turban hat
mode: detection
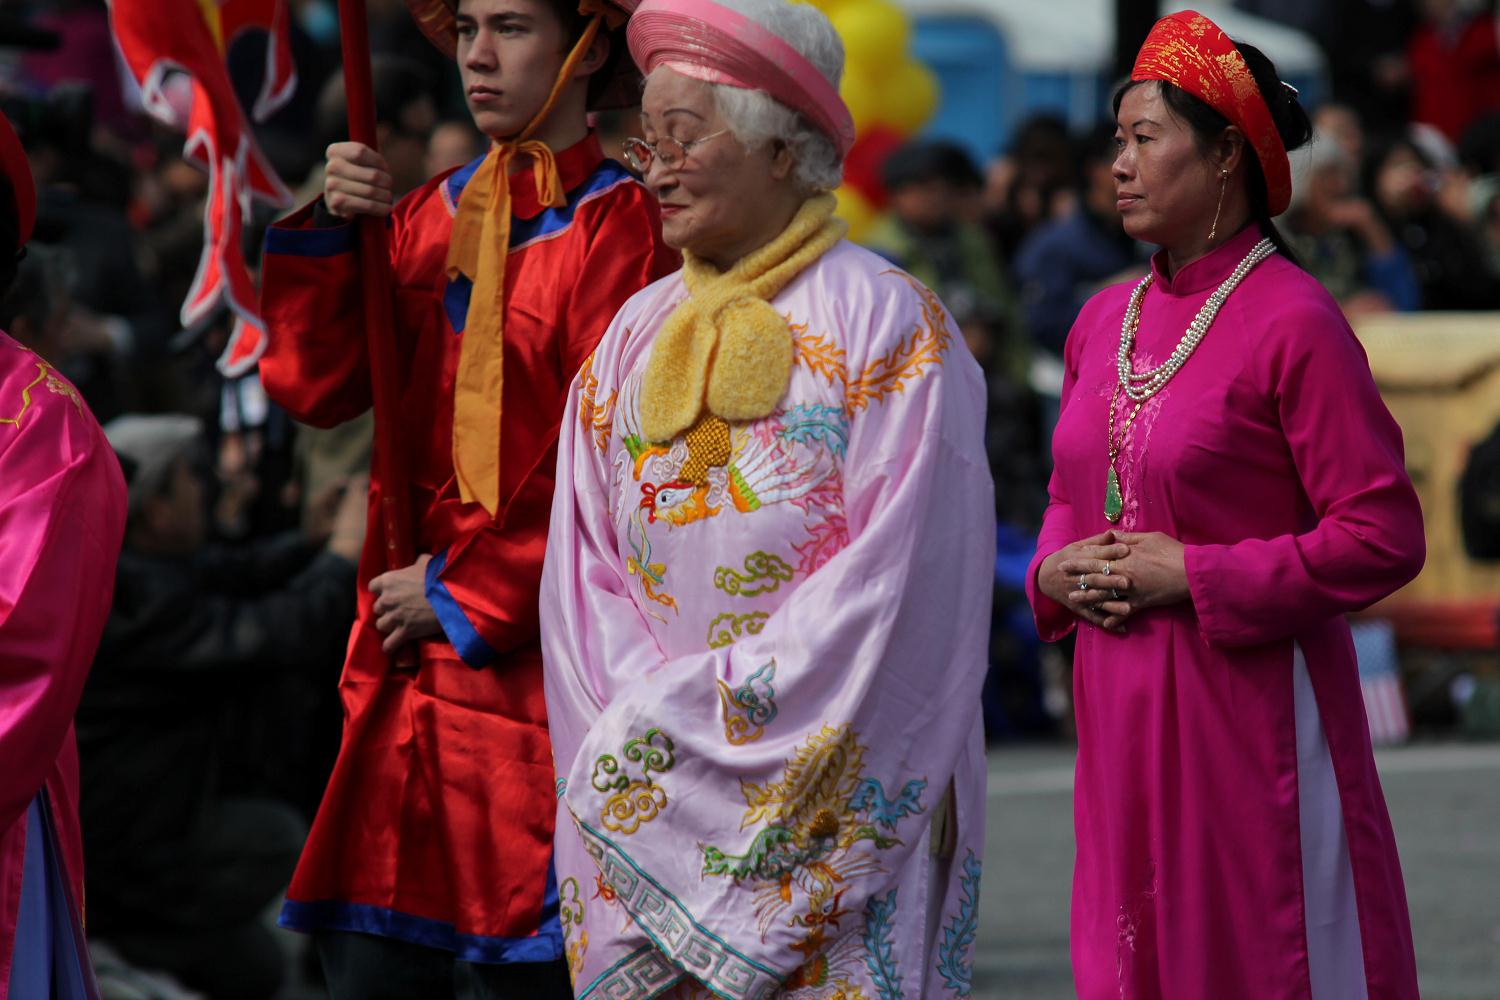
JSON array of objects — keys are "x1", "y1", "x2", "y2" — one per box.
[{"x1": 627, "y1": 0, "x2": 855, "y2": 157}]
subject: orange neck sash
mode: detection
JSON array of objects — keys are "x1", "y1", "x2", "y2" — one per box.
[{"x1": 445, "y1": 14, "x2": 603, "y2": 516}]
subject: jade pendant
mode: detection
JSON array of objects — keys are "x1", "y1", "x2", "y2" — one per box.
[{"x1": 1104, "y1": 465, "x2": 1123, "y2": 523}]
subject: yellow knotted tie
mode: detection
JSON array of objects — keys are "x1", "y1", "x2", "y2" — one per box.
[
  {"x1": 639, "y1": 195, "x2": 848, "y2": 444},
  {"x1": 445, "y1": 12, "x2": 607, "y2": 515}
]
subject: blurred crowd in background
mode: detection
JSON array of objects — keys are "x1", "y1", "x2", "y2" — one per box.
[{"x1": 3, "y1": 0, "x2": 1499, "y2": 996}]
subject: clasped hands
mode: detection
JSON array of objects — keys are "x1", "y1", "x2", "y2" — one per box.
[{"x1": 1037, "y1": 530, "x2": 1190, "y2": 633}]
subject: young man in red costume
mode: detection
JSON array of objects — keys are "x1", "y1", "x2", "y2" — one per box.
[{"x1": 257, "y1": 0, "x2": 675, "y2": 993}]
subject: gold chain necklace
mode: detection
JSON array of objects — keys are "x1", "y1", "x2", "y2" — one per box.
[{"x1": 1104, "y1": 238, "x2": 1276, "y2": 523}]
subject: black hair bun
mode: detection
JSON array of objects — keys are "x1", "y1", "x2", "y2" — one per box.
[{"x1": 1236, "y1": 40, "x2": 1312, "y2": 154}]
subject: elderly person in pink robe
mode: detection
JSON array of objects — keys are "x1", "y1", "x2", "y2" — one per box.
[
  {"x1": 538, "y1": 0, "x2": 994, "y2": 996},
  {"x1": 0, "y1": 109, "x2": 127, "y2": 997},
  {"x1": 1028, "y1": 11, "x2": 1424, "y2": 1000}
]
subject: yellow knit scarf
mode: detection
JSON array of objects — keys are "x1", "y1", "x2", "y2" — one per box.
[{"x1": 640, "y1": 194, "x2": 846, "y2": 444}]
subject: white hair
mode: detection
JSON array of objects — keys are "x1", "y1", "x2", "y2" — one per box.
[{"x1": 649, "y1": 0, "x2": 846, "y2": 192}]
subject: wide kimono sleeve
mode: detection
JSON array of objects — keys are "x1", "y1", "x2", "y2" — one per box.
[
  {"x1": 426, "y1": 194, "x2": 678, "y2": 669},
  {"x1": 0, "y1": 382, "x2": 126, "y2": 831},
  {"x1": 542, "y1": 278, "x2": 994, "y2": 990},
  {"x1": 1184, "y1": 297, "x2": 1425, "y2": 648},
  {"x1": 1025, "y1": 303, "x2": 1091, "y2": 642},
  {"x1": 258, "y1": 198, "x2": 407, "y2": 428}
]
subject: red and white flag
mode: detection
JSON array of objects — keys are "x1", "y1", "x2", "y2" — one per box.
[{"x1": 109, "y1": 0, "x2": 296, "y2": 376}]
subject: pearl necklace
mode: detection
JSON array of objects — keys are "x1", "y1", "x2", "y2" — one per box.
[{"x1": 1104, "y1": 237, "x2": 1276, "y2": 523}]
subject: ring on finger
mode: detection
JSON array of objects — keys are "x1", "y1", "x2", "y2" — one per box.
[
  {"x1": 1111, "y1": 589, "x2": 1121, "y2": 600},
  {"x1": 1078, "y1": 575, "x2": 1089, "y2": 592},
  {"x1": 1103, "y1": 561, "x2": 1112, "y2": 577}
]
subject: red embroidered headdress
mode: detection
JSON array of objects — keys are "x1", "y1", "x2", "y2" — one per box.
[{"x1": 1131, "y1": 9, "x2": 1292, "y2": 216}]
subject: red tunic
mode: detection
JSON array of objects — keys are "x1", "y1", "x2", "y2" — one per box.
[
  {"x1": 1408, "y1": 14, "x2": 1500, "y2": 142},
  {"x1": 258, "y1": 134, "x2": 677, "y2": 961}
]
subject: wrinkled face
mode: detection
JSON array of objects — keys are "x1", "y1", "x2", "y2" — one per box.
[
  {"x1": 456, "y1": 0, "x2": 571, "y2": 139},
  {"x1": 638, "y1": 69, "x2": 788, "y2": 262},
  {"x1": 1112, "y1": 83, "x2": 1225, "y2": 248}
]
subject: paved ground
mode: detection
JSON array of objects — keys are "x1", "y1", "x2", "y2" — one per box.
[
  {"x1": 256, "y1": 741, "x2": 1499, "y2": 1000},
  {"x1": 975, "y1": 741, "x2": 1500, "y2": 999}
]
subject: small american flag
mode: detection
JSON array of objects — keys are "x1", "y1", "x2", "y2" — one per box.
[{"x1": 1352, "y1": 619, "x2": 1410, "y2": 746}]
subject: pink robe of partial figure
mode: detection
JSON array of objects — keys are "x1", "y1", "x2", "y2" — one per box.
[
  {"x1": 1026, "y1": 225, "x2": 1425, "y2": 1000},
  {"x1": 0, "y1": 334, "x2": 126, "y2": 996},
  {"x1": 540, "y1": 241, "x2": 995, "y2": 999}
]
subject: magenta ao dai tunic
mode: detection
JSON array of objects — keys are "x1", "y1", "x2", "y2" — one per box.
[
  {"x1": 541, "y1": 242, "x2": 995, "y2": 999},
  {"x1": 1026, "y1": 225, "x2": 1424, "y2": 999},
  {"x1": 0, "y1": 333, "x2": 125, "y2": 997}
]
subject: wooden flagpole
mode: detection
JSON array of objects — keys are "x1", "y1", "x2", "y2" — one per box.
[{"x1": 337, "y1": 0, "x2": 419, "y2": 670}]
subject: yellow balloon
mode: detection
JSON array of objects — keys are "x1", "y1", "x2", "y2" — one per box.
[
  {"x1": 835, "y1": 185, "x2": 878, "y2": 242},
  {"x1": 817, "y1": 0, "x2": 857, "y2": 18},
  {"x1": 830, "y1": 0, "x2": 910, "y2": 73},
  {"x1": 876, "y1": 59, "x2": 940, "y2": 135},
  {"x1": 839, "y1": 67, "x2": 883, "y2": 136}
]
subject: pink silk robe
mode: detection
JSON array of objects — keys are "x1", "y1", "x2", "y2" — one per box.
[
  {"x1": 1026, "y1": 225, "x2": 1424, "y2": 999},
  {"x1": 0, "y1": 333, "x2": 126, "y2": 994},
  {"x1": 540, "y1": 242, "x2": 995, "y2": 999}
]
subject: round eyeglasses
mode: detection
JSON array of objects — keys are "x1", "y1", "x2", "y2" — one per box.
[{"x1": 621, "y1": 129, "x2": 729, "y2": 173}]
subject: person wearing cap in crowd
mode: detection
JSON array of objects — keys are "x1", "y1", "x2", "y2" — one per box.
[
  {"x1": 0, "y1": 107, "x2": 126, "y2": 997},
  {"x1": 863, "y1": 139, "x2": 1016, "y2": 369},
  {"x1": 255, "y1": 0, "x2": 676, "y2": 993},
  {"x1": 76, "y1": 414, "x2": 365, "y2": 1000},
  {"x1": 537, "y1": 0, "x2": 993, "y2": 994},
  {"x1": 1027, "y1": 11, "x2": 1424, "y2": 997}
]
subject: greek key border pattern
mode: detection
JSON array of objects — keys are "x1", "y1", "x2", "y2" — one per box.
[
  {"x1": 577, "y1": 945, "x2": 680, "y2": 1000},
  {"x1": 577, "y1": 820, "x2": 782, "y2": 1000}
]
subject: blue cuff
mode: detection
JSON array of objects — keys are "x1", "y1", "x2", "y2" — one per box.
[
  {"x1": 425, "y1": 548, "x2": 499, "y2": 668},
  {"x1": 264, "y1": 222, "x2": 356, "y2": 258},
  {"x1": 279, "y1": 897, "x2": 563, "y2": 964}
]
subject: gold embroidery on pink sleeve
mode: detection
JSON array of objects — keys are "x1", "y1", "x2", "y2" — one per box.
[
  {"x1": 44, "y1": 366, "x2": 84, "y2": 414},
  {"x1": 792, "y1": 321, "x2": 847, "y2": 385},
  {"x1": 845, "y1": 274, "x2": 953, "y2": 417},
  {"x1": 0, "y1": 363, "x2": 48, "y2": 427},
  {"x1": 576, "y1": 350, "x2": 617, "y2": 456}
]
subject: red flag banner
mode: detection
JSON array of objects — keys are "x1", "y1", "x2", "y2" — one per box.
[{"x1": 109, "y1": 0, "x2": 297, "y2": 376}]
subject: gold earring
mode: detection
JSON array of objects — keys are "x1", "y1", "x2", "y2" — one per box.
[{"x1": 1208, "y1": 171, "x2": 1228, "y2": 243}]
